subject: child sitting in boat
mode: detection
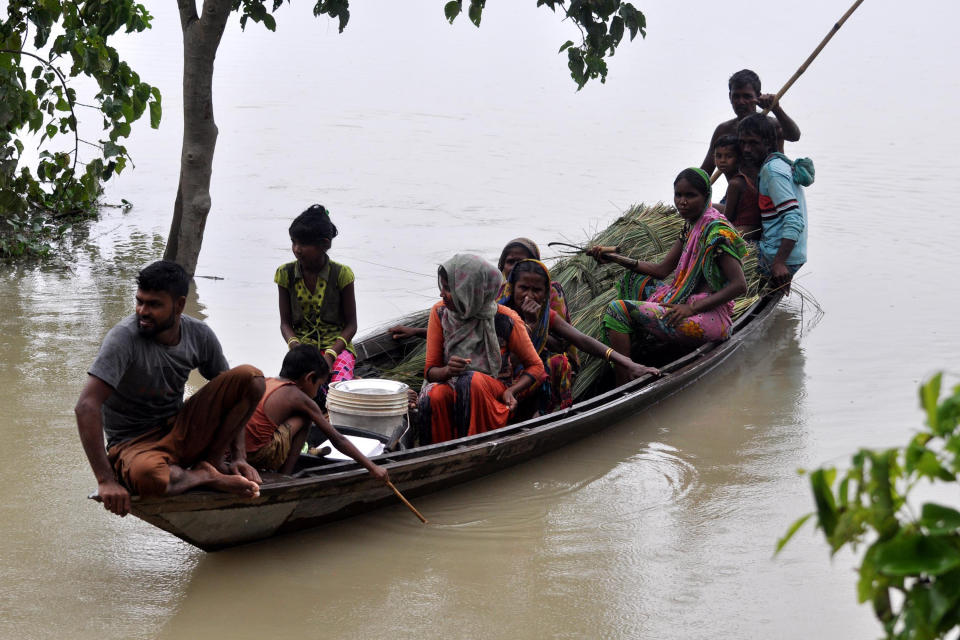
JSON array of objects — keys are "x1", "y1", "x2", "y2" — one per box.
[
  {"x1": 712, "y1": 134, "x2": 740, "y2": 206},
  {"x1": 277, "y1": 205, "x2": 358, "y2": 399},
  {"x1": 418, "y1": 254, "x2": 545, "y2": 444},
  {"x1": 245, "y1": 344, "x2": 390, "y2": 480},
  {"x1": 588, "y1": 168, "x2": 747, "y2": 385},
  {"x1": 499, "y1": 258, "x2": 659, "y2": 417},
  {"x1": 712, "y1": 135, "x2": 762, "y2": 240}
]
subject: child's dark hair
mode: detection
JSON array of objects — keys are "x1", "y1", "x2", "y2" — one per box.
[
  {"x1": 713, "y1": 134, "x2": 740, "y2": 157},
  {"x1": 510, "y1": 259, "x2": 549, "y2": 286},
  {"x1": 728, "y1": 69, "x2": 761, "y2": 94},
  {"x1": 289, "y1": 204, "x2": 338, "y2": 245},
  {"x1": 737, "y1": 114, "x2": 778, "y2": 151},
  {"x1": 674, "y1": 168, "x2": 711, "y2": 200},
  {"x1": 497, "y1": 240, "x2": 538, "y2": 272},
  {"x1": 280, "y1": 344, "x2": 330, "y2": 381},
  {"x1": 137, "y1": 260, "x2": 190, "y2": 298}
]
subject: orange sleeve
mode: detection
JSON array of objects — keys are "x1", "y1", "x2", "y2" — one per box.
[
  {"x1": 499, "y1": 305, "x2": 546, "y2": 383},
  {"x1": 423, "y1": 302, "x2": 446, "y2": 377}
]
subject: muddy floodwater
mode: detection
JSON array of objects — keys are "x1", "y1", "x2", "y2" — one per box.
[{"x1": 2, "y1": 1, "x2": 959, "y2": 638}]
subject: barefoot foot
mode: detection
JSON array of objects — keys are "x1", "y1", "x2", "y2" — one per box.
[{"x1": 196, "y1": 461, "x2": 261, "y2": 498}]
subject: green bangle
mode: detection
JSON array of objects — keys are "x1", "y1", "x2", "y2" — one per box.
[{"x1": 324, "y1": 348, "x2": 338, "y2": 359}]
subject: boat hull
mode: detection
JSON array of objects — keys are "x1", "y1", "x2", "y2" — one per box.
[{"x1": 127, "y1": 293, "x2": 782, "y2": 551}]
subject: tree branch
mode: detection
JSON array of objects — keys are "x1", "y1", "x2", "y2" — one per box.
[
  {"x1": 200, "y1": 0, "x2": 234, "y2": 44},
  {"x1": 0, "y1": 48, "x2": 80, "y2": 179},
  {"x1": 177, "y1": 0, "x2": 200, "y2": 29}
]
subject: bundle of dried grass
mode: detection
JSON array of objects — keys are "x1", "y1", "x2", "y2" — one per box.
[{"x1": 378, "y1": 203, "x2": 764, "y2": 396}]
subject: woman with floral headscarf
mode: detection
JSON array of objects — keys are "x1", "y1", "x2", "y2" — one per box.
[
  {"x1": 588, "y1": 168, "x2": 747, "y2": 385},
  {"x1": 418, "y1": 254, "x2": 546, "y2": 444}
]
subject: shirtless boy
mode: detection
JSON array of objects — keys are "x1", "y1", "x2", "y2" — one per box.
[
  {"x1": 76, "y1": 261, "x2": 265, "y2": 517},
  {"x1": 245, "y1": 344, "x2": 390, "y2": 480},
  {"x1": 700, "y1": 69, "x2": 801, "y2": 175}
]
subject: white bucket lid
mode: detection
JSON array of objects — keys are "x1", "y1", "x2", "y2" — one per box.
[
  {"x1": 330, "y1": 379, "x2": 409, "y2": 396},
  {"x1": 327, "y1": 378, "x2": 410, "y2": 416}
]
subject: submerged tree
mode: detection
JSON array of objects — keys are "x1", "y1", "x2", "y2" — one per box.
[
  {"x1": 0, "y1": 1, "x2": 161, "y2": 258},
  {"x1": 2, "y1": 1, "x2": 646, "y2": 268},
  {"x1": 779, "y1": 373, "x2": 960, "y2": 639}
]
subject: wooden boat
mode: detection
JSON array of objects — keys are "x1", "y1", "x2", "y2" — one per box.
[{"x1": 118, "y1": 292, "x2": 783, "y2": 551}]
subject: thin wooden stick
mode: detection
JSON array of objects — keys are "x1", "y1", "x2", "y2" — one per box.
[
  {"x1": 387, "y1": 480, "x2": 428, "y2": 524},
  {"x1": 709, "y1": 0, "x2": 867, "y2": 184}
]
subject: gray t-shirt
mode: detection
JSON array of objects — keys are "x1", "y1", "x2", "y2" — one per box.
[{"x1": 88, "y1": 314, "x2": 229, "y2": 448}]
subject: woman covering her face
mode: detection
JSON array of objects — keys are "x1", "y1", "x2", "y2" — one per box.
[{"x1": 417, "y1": 254, "x2": 546, "y2": 444}]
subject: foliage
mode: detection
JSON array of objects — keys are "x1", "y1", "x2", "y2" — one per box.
[
  {"x1": 779, "y1": 374, "x2": 960, "y2": 639},
  {"x1": 443, "y1": 0, "x2": 646, "y2": 89},
  {"x1": 0, "y1": 1, "x2": 160, "y2": 259},
  {"x1": 238, "y1": 0, "x2": 646, "y2": 89}
]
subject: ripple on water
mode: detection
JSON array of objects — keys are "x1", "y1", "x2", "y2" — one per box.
[{"x1": 591, "y1": 441, "x2": 700, "y2": 533}]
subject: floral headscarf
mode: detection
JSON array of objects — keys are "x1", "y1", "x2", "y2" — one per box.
[{"x1": 439, "y1": 254, "x2": 504, "y2": 376}]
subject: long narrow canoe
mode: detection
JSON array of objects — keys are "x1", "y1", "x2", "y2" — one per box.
[{"x1": 119, "y1": 292, "x2": 782, "y2": 551}]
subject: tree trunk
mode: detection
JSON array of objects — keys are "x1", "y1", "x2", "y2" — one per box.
[{"x1": 164, "y1": 0, "x2": 232, "y2": 275}]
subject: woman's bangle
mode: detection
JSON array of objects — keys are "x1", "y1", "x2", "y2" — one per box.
[
  {"x1": 334, "y1": 335, "x2": 348, "y2": 348},
  {"x1": 287, "y1": 336, "x2": 301, "y2": 349},
  {"x1": 603, "y1": 347, "x2": 614, "y2": 361},
  {"x1": 324, "y1": 348, "x2": 338, "y2": 360}
]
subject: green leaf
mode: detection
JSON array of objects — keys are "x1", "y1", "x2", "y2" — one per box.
[
  {"x1": 45, "y1": 123, "x2": 57, "y2": 140},
  {"x1": 558, "y1": 40, "x2": 574, "y2": 53},
  {"x1": 858, "y1": 543, "x2": 882, "y2": 604},
  {"x1": 149, "y1": 100, "x2": 161, "y2": 128},
  {"x1": 929, "y1": 568, "x2": 960, "y2": 626},
  {"x1": 920, "y1": 503, "x2": 960, "y2": 534},
  {"x1": 810, "y1": 468, "x2": 838, "y2": 538},
  {"x1": 110, "y1": 121, "x2": 131, "y2": 141},
  {"x1": 103, "y1": 141, "x2": 122, "y2": 158},
  {"x1": 917, "y1": 449, "x2": 956, "y2": 482},
  {"x1": 443, "y1": 0, "x2": 461, "y2": 23},
  {"x1": 875, "y1": 533, "x2": 960, "y2": 577},
  {"x1": 567, "y1": 48, "x2": 586, "y2": 90},
  {"x1": 262, "y1": 13, "x2": 276, "y2": 31},
  {"x1": 27, "y1": 108, "x2": 43, "y2": 132},
  {"x1": 609, "y1": 16, "x2": 624, "y2": 46},
  {"x1": 921, "y1": 373, "x2": 943, "y2": 432},
  {"x1": 775, "y1": 513, "x2": 813, "y2": 554},
  {"x1": 468, "y1": 1, "x2": 483, "y2": 27}
]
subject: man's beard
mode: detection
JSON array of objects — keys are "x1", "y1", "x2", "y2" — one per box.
[{"x1": 137, "y1": 313, "x2": 175, "y2": 337}]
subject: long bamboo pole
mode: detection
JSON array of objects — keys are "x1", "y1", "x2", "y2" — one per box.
[
  {"x1": 387, "y1": 480, "x2": 429, "y2": 524},
  {"x1": 709, "y1": 0, "x2": 866, "y2": 184}
]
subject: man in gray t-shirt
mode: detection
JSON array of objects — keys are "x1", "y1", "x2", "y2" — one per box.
[{"x1": 76, "y1": 261, "x2": 265, "y2": 517}]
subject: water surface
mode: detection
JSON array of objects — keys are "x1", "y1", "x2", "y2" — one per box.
[{"x1": 2, "y1": 1, "x2": 958, "y2": 638}]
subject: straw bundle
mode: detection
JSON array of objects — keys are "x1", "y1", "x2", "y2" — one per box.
[{"x1": 378, "y1": 203, "x2": 763, "y2": 397}]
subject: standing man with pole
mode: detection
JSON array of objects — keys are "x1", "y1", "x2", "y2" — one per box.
[{"x1": 700, "y1": 69, "x2": 802, "y2": 175}]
